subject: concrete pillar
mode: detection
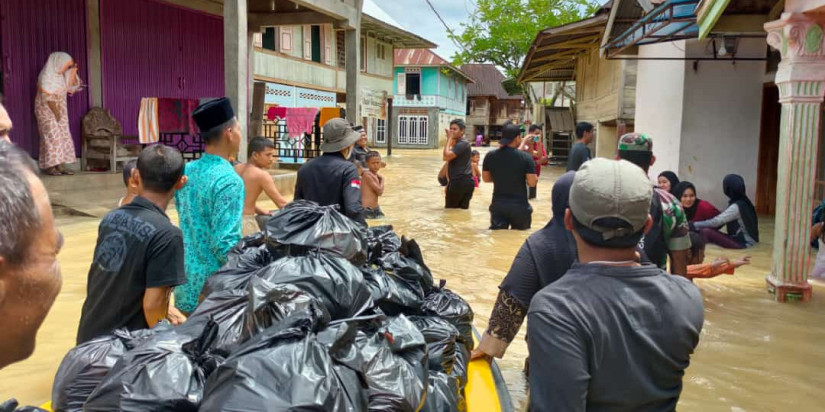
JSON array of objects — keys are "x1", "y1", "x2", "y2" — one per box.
[
  {"x1": 764, "y1": 12, "x2": 825, "y2": 302},
  {"x1": 87, "y1": 0, "x2": 103, "y2": 107},
  {"x1": 345, "y1": 27, "x2": 361, "y2": 124},
  {"x1": 344, "y1": 0, "x2": 363, "y2": 124},
  {"x1": 224, "y1": 0, "x2": 251, "y2": 161}
]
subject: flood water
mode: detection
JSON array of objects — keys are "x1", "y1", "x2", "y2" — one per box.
[{"x1": 2, "y1": 148, "x2": 825, "y2": 410}]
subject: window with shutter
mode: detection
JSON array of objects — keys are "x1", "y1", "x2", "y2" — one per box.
[
  {"x1": 303, "y1": 25, "x2": 312, "y2": 60},
  {"x1": 324, "y1": 25, "x2": 332, "y2": 65},
  {"x1": 360, "y1": 35, "x2": 366, "y2": 72},
  {"x1": 336, "y1": 31, "x2": 346, "y2": 67},
  {"x1": 397, "y1": 73, "x2": 406, "y2": 95},
  {"x1": 280, "y1": 27, "x2": 293, "y2": 52}
]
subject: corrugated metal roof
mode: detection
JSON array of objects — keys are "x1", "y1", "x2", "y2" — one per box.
[
  {"x1": 460, "y1": 64, "x2": 521, "y2": 100},
  {"x1": 394, "y1": 49, "x2": 474, "y2": 82},
  {"x1": 394, "y1": 48, "x2": 449, "y2": 66}
]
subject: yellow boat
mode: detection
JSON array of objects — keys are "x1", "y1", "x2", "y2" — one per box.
[
  {"x1": 465, "y1": 327, "x2": 515, "y2": 412},
  {"x1": 41, "y1": 327, "x2": 514, "y2": 412}
]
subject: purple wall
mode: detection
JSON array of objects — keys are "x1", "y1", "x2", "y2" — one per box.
[
  {"x1": 1, "y1": 0, "x2": 89, "y2": 158},
  {"x1": 100, "y1": 0, "x2": 224, "y2": 136}
]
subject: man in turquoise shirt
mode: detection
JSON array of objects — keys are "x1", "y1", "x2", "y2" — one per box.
[{"x1": 174, "y1": 98, "x2": 244, "y2": 313}]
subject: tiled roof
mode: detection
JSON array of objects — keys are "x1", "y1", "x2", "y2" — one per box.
[{"x1": 460, "y1": 64, "x2": 521, "y2": 100}]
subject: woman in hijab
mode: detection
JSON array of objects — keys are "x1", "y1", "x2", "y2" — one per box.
[
  {"x1": 472, "y1": 171, "x2": 577, "y2": 361},
  {"x1": 692, "y1": 174, "x2": 759, "y2": 249},
  {"x1": 673, "y1": 181, "x2": 721, "y2": 222},
  {"x1": 658, "y1": 171, "x2": 680, "y2": 195},
  {"x1": 36, "y1": 52, "x2": 82, "y2": 175}
]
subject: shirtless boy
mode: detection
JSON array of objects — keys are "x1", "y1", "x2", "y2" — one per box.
[
  {"x1": 362, "y1": 151, "x2": 385, "y2": 219},
  {"x1": 235, "y1": 137, "x2": 288, "y2": 235}
]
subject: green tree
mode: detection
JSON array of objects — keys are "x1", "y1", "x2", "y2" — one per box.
[{"x1": 450, "y1": 0, "x2": 600, "y2": 80}]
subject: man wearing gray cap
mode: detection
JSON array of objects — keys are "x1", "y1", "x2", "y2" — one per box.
[
  {"x1": 527, "y1": 158, "x2": 704, "y2": 411},
  {"x1": 295, "y1": 118, "x2": 366, "y2": 226}
]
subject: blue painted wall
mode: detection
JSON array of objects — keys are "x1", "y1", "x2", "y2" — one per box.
[
  {"x1": 394, "y1": 65, "x2": 468, "y2": 115},
  {"x1": 422, "y1": 67, "x2": 439, "y2": 95}
]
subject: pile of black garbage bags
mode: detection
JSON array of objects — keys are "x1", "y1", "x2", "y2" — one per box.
[{"x1": 50, "y1": 200, "x2": 474, "y2": 412}]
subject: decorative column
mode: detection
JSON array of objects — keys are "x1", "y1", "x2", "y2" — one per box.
[{"x1": 764, "y1": 12, "x2": 825, "y2": 302}]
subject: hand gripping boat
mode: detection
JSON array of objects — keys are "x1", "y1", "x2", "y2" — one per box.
[{"x1": 466, "y1": 327, "x2": 516, "y2": 412}]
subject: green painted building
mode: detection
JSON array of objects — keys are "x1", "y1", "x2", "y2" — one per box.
[{"x1": 389, "y1": 49, "x2": 474, "y2": 149}]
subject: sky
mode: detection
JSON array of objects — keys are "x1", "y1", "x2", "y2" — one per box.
[{"x1": 371, "y1": 0, "x2": 473, "y2": 62}]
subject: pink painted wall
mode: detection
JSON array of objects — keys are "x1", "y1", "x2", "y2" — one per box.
[
  {"x1": 0, "y1": 0, "x2": 89, "y2": 158},
  {"x1": 100, "y1": 0, "x2": 224, "y2": 136}
]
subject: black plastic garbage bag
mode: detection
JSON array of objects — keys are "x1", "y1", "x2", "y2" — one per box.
[
  {"x1": 187, "y1": 277, "x2": 330, "y2": 351},
  {"x1": 421, "y1": 371, "x2": 460, "y2": 412},
  {"x1": 265, "y1": 200, "x2": 368, "y2": 265},
  {"x1": 84, "y1": 320, "x2": 225, "y2": 412},
  {"x1": 200, "y1": 315, "x2": 367, "y2": 412},
  {"x1": 410, "y1": 315, "x2": 459, "y2": 374},
  {"x1": 0, "y1": 399, "x2": 49, "y2": 412},
  {"x1": 257, "y1": 251, "x2": 374, "y2": 319},
  {"x1": 244, "y1": 276, "x2": 331, "y2": 337},
  {"x1": 422, "y1": 282, "x2": 474, "y2": 352},
  {"x1": 185, "y1": 289, "x2": 248, "y2": 350},
  {"x1": 379, "y1": 251, "x2": 434, "y2": 296},
  {"x1": 399, "y1": 237, "x2": 432, "y2": 278},
  {"x1": 200, "y1": 244, "x2": 277, "y2": 300},
  {"x1": 361, "y1": 264, "x2": 424, "y2": 315},
  {"x1": 51, "y1": 323, "x2": 172, "y2": 412},
  {"x1": 451, "y1": 343, "x2": 470, "y2": 392},
  {"x1": 225, "y1": 232, "x2": 291, "y2": 273},
  {"x1": 320, "y1": 315, "x2": 429, "y2": 412},
  {"x1": 366, "y1": 225, "x2": 402, "y2": 261}
]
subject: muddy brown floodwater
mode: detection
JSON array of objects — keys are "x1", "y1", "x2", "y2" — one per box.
[{"x1": 2, "y1": 148, "x2": 825, "y2": 410}]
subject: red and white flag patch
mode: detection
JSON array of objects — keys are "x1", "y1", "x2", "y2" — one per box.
[{"x1": 350, "y1": 179, "x2": 361, "y2": 189}]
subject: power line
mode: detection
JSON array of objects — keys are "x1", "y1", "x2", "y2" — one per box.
[{"x1": 423, "y1": 0, "x2": 469, "y2": 53}]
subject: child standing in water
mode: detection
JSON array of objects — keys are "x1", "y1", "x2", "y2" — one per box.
[
  {"x1": 362, "y1": 151, "x2": 385, "y2": 219},
  {"x1": 471, "y1": 150, "x2": 481, "y2": 188}
]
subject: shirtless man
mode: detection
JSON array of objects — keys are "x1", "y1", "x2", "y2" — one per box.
[
  {"x1": 235, "y1": 137, "x2": 288, "y2": 235},
  {"x1": 362, "y1": 151, "x2": 385, "y2": 219}
]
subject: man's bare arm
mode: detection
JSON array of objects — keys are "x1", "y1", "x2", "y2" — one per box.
[
  {"x1": 363, "y1": 172, "x2": 383, "y2": 195},
  {"x1": 258, "y1": 170, "x2": 288, "y2": 209},
  {"x1": 526, "y1": 173, "x2": 538, "y2": 187},
  {"x1": 443, "y1": 129, "x2": 457, "y2": 161},
  {"x1": 482, "y1": 171, "x2": 493, "y2": 183},
  {"x1": 375, "y1": 174, "x2": 385, "y2": 196},
  {"x1": 143, "y1": 286, "x2": 172, "y2": 327}
]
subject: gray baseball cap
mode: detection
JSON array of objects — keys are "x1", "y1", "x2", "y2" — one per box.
[
  {"x1": 569, "y1": 158, "x2": 652, "y2": 242},
  {"x1": 321, "y1": 118, "x2": 361, "y2": 153}
]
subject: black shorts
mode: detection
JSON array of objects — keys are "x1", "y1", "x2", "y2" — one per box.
[
  {"x1": 365, "y1": 207, "x2": 385, "y2": 219},
  {"x1": 445, "y1": 178, "x2": 475, "y2": 209},
  {"x1": 490, "y1": 201, "x2": 532, "y2": 230}
]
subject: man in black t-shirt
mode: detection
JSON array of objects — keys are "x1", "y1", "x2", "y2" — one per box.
[
  {"x1": 566, "y1": 122, "x2": 594, "y2": 172},
  {"x1": 482, "y1": 122, "x2": 537, "y2": 230},
  {"x1": 77, "y1": 145, "x2": 188, "y2": 344},
  {"x1": 527, "y1": 158, "x2": 703, "y2": 411},
  {"x1": 442, "y1": 119, "x2": 474, "y2": 209}
]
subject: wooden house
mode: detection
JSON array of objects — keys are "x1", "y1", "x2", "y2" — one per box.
[
  {"x1": 519, "y1": 2, "x2": 637, "y2": 158},
  {"x1": 461, "y1": 64, "x2": 524, "y2": 141}
]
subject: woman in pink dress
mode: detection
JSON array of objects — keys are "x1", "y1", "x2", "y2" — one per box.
[{"x1": 36, "y1": 52, "x2": 82, "y2": 175}]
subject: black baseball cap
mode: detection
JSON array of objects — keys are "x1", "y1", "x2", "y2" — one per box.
[{"x1": 499, "y1": 122, "x2": 521, "y2": 145}]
